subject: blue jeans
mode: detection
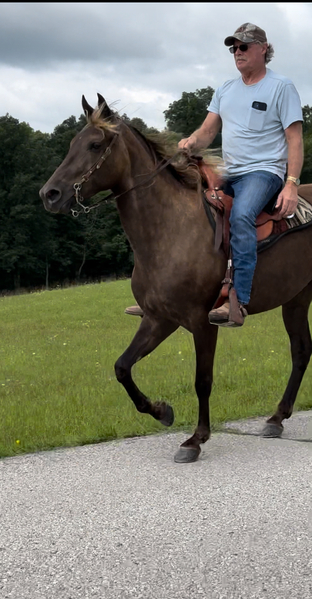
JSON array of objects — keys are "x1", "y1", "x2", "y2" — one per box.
[{"x1": 223, "y1": 171, "x2": 283, "y2": 305}]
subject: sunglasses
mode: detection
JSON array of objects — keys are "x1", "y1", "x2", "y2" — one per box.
[{"x1": 229, "y1": 44, "x2": 251, "y2": 54}]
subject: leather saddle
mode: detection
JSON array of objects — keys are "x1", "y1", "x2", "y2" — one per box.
[{"x1": 197, "y1": 159, "x2": 286, "y2": 255}]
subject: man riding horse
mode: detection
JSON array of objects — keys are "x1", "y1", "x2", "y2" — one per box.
[{"x1": 126, "y1": 22, "x2": 303, "y2": 327}]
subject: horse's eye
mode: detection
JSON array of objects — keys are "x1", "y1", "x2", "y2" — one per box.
[{"x1": 89, "y1": 142, "x2": 102, "y2": 151}]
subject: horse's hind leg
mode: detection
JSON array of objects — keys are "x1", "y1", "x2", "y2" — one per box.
[
  {"x1": 115, "y1": 315, "x2": 178, "y2": 426},
  {"x1": 262, "y1": 283, "x2": 312, "y2": 437},
  {"x1": 174, "y1": 322, "x2": 219, "y2": 463}
]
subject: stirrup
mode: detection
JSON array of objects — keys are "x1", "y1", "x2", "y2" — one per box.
[{"x1": 209, "y1": 288, "x2": 248, "y2": 328}]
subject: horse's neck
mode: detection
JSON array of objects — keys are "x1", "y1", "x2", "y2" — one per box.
[{"x1": 113, "y1": 130, "x2": 214, "y2": 258}]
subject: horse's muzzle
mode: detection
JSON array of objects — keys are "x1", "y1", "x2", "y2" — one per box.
[{"x1": 39, "y1": 186, "x2": 75, "y2": 214}]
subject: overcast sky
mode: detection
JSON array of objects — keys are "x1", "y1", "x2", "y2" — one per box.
[{"x1": 1, "y1": 2, "x2": 312, "y2": 134}]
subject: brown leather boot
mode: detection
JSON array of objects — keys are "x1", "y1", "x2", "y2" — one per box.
[
  {"x1": 124, "y1": 305, "x2": 144, "y2": 317},
  {"x1": 208, "y1": 300, "x2": 247, "y2": 327}
]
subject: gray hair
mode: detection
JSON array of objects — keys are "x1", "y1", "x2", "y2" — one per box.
[{"x1": 265, "y1": 43, "x2": 274, "y2": 64}]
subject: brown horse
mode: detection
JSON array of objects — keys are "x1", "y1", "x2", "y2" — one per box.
[{"x1": 40, "y1": 93, "x2": 312, "y2": 463}]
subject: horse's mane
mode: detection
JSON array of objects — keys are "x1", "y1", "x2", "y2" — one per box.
[
  {"x1": 86, "y1": 108, "x2": 223, "y2": 191},
  {"x1": 126, "y1": 125, "x2": 201, "y2": 189}
]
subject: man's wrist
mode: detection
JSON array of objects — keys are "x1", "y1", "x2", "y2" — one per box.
[{"x1": 286, "y1": 176, "x2": 300, "y2": 186}]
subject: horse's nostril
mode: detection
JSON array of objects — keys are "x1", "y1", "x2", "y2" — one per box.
[{"x1": 46, "y1": 188, "x2": 61, "y2": 201}]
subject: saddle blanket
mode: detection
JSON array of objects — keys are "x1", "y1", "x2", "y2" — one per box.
[{"x1": 258, "y1": 194, "x2": 312, "y2": 252}]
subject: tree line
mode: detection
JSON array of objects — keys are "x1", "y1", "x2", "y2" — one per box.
[{"x1": 1, "y1": 87, "x2": 312, "y2": 292}]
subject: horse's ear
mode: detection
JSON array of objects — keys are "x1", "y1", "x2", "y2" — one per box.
[
  {"x1": 82, "y1": 95, "x2": 94, "y2": 118},
  {"x1": 97, "y1": 93, "x2": 112, "y2": 120}
]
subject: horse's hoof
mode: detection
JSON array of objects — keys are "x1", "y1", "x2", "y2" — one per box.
[
  {"x1": 261, "y1": 422, "x2": 283, "y2": 438},
  {"x1": 174, "y1": 446, "x2": 201, "y2": 463},
  {"x1": 159, "y1": 404, "x2": 174, "y2": 427}
]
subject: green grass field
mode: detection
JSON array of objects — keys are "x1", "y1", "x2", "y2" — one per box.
[{"x1": 1, "y1": 278, "x2": 311, "y2": 458}]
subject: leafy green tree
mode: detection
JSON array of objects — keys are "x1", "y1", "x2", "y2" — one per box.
[
  {"x1": 121, "y1": 113, "x2": 159, "y2": 136},
  {"x1": 163, "y1": 87, "x2": 215, "y2": 137},
  {"x1": 96, "y1": 201, "x2": 133, "y2": 276},
  {"x1": 127, "y1": 117, "x2": 148, "y2": 133},
  {"x1": 47, "y1": 115, "x2": 85, "y2": 164},
  {"x1": 0, "y1": 116, "x2": 58, "y2": 288},
  {"x1": 62, "y1": 194, "x2": 133, "y2": 281},
  {"x1": 302, "y1": 105, "x2": 312, "y2": 135},
  {"x1": 0, "y1": 111, "x2": 134, "y2": 290},
  {"x1": 302, "y1": 132, "x2": 312, "y2": 184}
]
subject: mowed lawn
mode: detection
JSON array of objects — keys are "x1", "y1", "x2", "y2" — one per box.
[{"x1": 1, "y1": 278, "x2": 312, "y2": 458}]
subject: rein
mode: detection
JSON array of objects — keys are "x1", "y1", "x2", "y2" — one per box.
[{"x1": 71, "y1": 133, "x2": 184, "y2": 217}]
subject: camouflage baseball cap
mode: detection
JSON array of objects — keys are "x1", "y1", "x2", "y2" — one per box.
[{"x1": 224, "y1": 23, "x2": 267, "y2": 46}]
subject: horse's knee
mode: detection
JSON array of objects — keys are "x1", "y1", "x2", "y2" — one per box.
[{"x1": 114, "y1": 357, "x2": 129, "y2": 383}]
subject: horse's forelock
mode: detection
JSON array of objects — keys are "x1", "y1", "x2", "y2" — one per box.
[{"x1": 86, "y1": 105, "x2": 118, "y2": 132}]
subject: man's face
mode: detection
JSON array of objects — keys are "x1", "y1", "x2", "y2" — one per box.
[{"x1": 232, "y1": 41, "x2": 267, "y2": 73}]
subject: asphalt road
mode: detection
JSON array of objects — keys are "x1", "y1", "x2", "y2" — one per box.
[{"x1": 1, "y1": 411, "x2": 311, "y2": 599}]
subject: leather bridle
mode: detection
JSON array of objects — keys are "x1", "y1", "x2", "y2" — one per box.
[
  {"x1": 71, "y1": 131, "x2": 184, "y2": 217},
  {"x1": 72, "y1": 132, "x2": 120, "y2": 217}
]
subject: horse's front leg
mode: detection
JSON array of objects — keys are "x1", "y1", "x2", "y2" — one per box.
[
  {"x1": 174, "y1": 322, "x2": 219, "y2": 463},
  {"x1": 115, "y1": 315, "x2": 178, "y2": 426}
]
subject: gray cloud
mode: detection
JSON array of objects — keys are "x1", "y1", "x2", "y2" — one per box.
[
  {"x1": 0, "y1": 3, "x2": 195, "y2": 67},
  {"x1": 0, "y1": 2, "x2": 311, "y2": 133}
]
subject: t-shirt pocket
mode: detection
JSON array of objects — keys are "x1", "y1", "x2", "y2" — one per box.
[{"x1": 247, "y1": 106, "x2": 266, "y2": 131}]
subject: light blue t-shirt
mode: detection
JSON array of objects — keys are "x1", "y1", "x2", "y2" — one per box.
[{"x1": 208, "y1": 68, "x2": 303, "y2": 180}]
